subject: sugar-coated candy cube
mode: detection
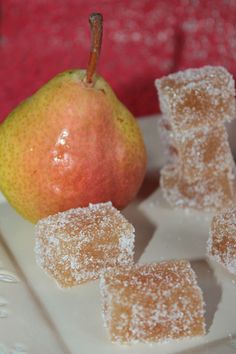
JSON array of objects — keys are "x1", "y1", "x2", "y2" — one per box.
[
  {"x1": 208, "y1": 208, "x2": 236, "y2": 274},
  {"x1": 35, "y1": 202, "x2": 135, "y2": 288},
  {"x1": 161, "y1": 164, "x2": 234, "y2": 210},
  {"x1": 177, "y1": 126, "x2": 235, "y2": 183},
  {"x1": 156, "y1": 66, "x2": 236, "y2": 210},
  {"x1": 156, "y1": 66, "x2": 236, "y2": 132},
  {"x1": 100, "y1": 260, "x2": 205, "y2": 344}
]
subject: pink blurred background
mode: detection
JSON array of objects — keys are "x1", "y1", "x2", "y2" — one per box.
[{"x1": 1, "y1": 0, "x2": 236, "y2": 122}]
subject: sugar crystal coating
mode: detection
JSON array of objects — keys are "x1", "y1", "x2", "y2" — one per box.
[
  {"x1": 100, "y1": 260, "x2": 206, "y2": 344},
  {"x1": 157, "y1": 115, "x2": 178, "y2": 164},
  {"x1": 207, "y1": 208, "x2": 236, "y2": 274},
  {"x1": 35, "y1": 202, "x2": 135, "y2": 288},
  {"x1": 176, "y1": 126, "x2": 235, "y2": 183},
  {"x1": 155, "y1": 66, "x2": 236, "y2": 211},
  {"x1": 156, "y1": 66, "x2": 236, "y2": 132},
  {"x1": 161, "y1": 164, "x2": 235, "y2": 211}
]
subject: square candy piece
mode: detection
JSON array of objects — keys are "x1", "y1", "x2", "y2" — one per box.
[
  {"x1": 161, "y1": 164, "x2": 234, "y2": 211},
  {"x1": 176, "y1": 125, "x2": 235, "y2": 183},
  {"x1": 100, "y1": 260, "x2": 205, "y2": 344},
  {"x1": 208, "y1": 208, "x2": 236, "y2": 274},
  {"x1": 156, "y1": 66, "x2": 236, "y2": 132},
  {"x1": 35, "y1": 202, "x2": 135, "y2": 288}
]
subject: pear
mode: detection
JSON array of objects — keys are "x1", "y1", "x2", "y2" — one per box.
[{"x1": 0, "y1": 13, "x2": 147, "y2": 223}]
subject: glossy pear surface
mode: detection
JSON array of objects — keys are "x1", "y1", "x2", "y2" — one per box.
[{"x1": 0, "y1": 70, "x2": 147, "y2": 223}]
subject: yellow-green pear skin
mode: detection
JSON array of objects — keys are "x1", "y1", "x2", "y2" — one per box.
[{"x1": 0, "y1": 70, "x2": 147, "y2": 223}]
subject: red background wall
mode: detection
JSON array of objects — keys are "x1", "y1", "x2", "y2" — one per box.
[{"x1": 1, "y1": 0, "x2": 236, "y2": 121}]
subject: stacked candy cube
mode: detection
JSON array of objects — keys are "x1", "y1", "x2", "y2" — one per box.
[{"x1": 156, "y1": 66, "x2": 236, "y2": 210}]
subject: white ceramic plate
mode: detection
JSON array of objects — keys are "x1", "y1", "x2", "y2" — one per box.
[{"x1": 0, "y1": 116, "x2": 236, "y2": 354}]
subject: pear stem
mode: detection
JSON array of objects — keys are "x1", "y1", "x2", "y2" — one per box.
[{"x1": 85, "y1": 13, "x2": 103, "y2": 85}]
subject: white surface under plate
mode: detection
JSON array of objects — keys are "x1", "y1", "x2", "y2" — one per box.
[{"x1": 0, "y1": 116, "x2": 236, "y2": 354}]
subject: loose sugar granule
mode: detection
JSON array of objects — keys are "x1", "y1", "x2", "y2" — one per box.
[
  {"x1": 100, "y1": 260, "x2": 205, "y2": 344},
  {"x1": 208, "y1": 208, "x2": 236, "y2": 275},
  {"x1": 35, "y1": 202, "x2": 135, "y2": 288}
]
